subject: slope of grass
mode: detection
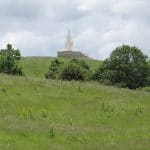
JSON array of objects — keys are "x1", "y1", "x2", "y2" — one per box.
[
  {"x1": 20, "y1": 57, "x2": 101, "y2": 77},
  {"x1": 20, "y1": 57, "x2": 54, "y2": 78},
  {"x1": 0, "y1": 74, "x2": 150, "y2": 150}
]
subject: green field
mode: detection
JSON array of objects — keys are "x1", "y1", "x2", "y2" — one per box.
[
  {"x1": 0, "y1": 57, "x2": 150, "y2": 150},
  {"x1": 20, "y1": 57, "x2": 101, "y2": 77}
]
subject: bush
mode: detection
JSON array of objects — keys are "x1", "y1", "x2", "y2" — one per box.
[
  {"x1": 60, "y1": 59, "x2": 90, "y2": 81},
  {"x1": 46, "y1": 58, "x2": 91, "y2": 81},
  {"x1": 94, "y1": 45, "x2": 149, "y2": 89},
  {"x1": 0, "y1": 44, "x2": 23, "y2": 75},
  {"x1": 61, "y1": 63, "x2": 84, "y2": 81}
]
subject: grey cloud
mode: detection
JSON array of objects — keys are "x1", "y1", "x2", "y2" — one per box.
[
  {"x1": 0, "y1": 1, "x2": 41, "y2": 20},
  {"x1": 0, "y1": 0, "x2": 150, "y2": 59}
]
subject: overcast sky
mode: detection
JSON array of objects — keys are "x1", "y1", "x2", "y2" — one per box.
[{"x1": 0, "y1": 0, "x2": 150, "y2": 60}]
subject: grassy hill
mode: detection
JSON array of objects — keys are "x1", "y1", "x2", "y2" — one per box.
[
  {"x1": 0, "y1": 57, "x2": 150, "y2": 150},
  {"x1": 20, "y1": 57, "x2": 101, "y2": 78}
]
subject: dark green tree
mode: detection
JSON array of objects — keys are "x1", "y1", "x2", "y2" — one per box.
[
  {"x1": 147, "y1": 62, "x2": 150, "y2": 86},
  {"x1": 70, "y1": 59, "x2": 89, "y2": 70},
  {"x1": 94, "y1": 45, "x2": 149, "y2": 89},
  {"x1": 61, "y1": 59, "x2": 90, "y2": 81},
  {"x1": 45, "y1": 59, "x2": 64, "y2": 79},
  {"x1": 0, "y1": 44, "x2": 23, "y2": 75}
]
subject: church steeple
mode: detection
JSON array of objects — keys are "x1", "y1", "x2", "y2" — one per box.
[
  {"x1": 64, "y1": 29, "x2": 73, "y2": 51},
  {"x1": 58, "y1": 29, "x2": 88, "y2": 58}
]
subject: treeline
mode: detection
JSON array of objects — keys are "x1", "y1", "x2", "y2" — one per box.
[
  {"x1": 46, "y1": 45, "x2": 150, "y2": 89},
  {"x1": 45, "y1": 59, "x2": 92, "y2": 81},
  {"x1": 0, "y1": 44, "x2": 150, "y2": 89}
]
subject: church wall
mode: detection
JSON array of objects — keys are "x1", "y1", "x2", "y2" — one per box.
[{"x1": 57, "y1": 51, "x2": 88, "y2": 58}]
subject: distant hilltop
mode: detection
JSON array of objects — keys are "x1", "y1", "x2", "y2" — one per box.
[{"x1": 57, "y1": 29, "x2": 88, "y2": 58}]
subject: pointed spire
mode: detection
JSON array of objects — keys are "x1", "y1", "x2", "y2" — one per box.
[
  {"x1": 64, "y1": 29, "x2": 73, "y2": 51},
  {"x1": 68, "y1": 28, "x2": 71, "y2": 37}
]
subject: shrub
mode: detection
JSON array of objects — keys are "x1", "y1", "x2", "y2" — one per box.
[
  {"x1": 60, "y1": 59, "x2": 90, "y2": 81},
  {"x1": 46, "y1": 58, "x2": 91, "y2": 81},
  {"x1": 61, "y1": 63, "x2": 84, "y2": 81}
]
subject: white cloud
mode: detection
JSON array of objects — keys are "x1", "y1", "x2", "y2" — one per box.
[{"x1": 0, "y1": 0, "x2": 150, "y2": 60}]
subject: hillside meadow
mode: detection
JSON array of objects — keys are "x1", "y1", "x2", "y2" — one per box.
[
  {"x1": 0, "y1": 57, "x2": 149, "y2": 150},
  {"x1": 20, "y1": 57, "x2": 101, "y2": 78}
]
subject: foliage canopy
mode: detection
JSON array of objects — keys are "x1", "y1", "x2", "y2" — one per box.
[
  {"x1": 0, "y1": 44, "x2": 23, "y2": 75},
  {"x1": 46, "y1": 58, "x2": 91, "y2": 81},
  {"x1": 61, "y1": 59, "x2": 90, "y2": 81},
  {"x1": 94, "y1": 45, "x2": 149, "y2": 89}
]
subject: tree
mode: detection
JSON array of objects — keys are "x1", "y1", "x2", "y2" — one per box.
[
  {"x1": 147, "y1": 62, "x2": 150, "y2": 86},
  {"x1": 94, "y1": 45, "x2": 149, "y2": 89},
  {"x1": 61, "y1": 59, "x2": 90, "y2": 81},
  {"x1": 0, "y1": 44, "x2": 23, "y2": 75},
  {"x1": 45, "y1": 59, "x2": 64, "y2": 79}
]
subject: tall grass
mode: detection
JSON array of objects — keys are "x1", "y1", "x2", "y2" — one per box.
[{"x1": 0, "y1": 57, "x2": 149, "y2": 150}]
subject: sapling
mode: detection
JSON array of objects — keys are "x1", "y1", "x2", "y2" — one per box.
[{"x1": 49, "y1": 122, "x2": 55, "y2": 138}]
